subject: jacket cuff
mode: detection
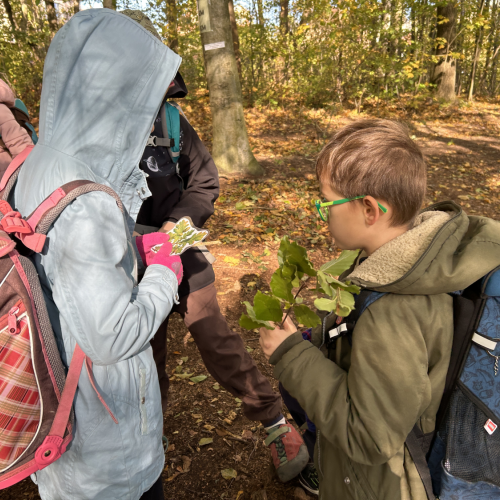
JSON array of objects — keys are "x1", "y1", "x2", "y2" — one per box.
[{"x1": 269, "y1": 331, "x2": 305, "y2": 365}]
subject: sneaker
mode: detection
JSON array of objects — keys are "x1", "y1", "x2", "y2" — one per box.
[
  {"x1": 264, "y1": 421, "x2": 309, "y2": 482},
  {"x1": 299, "y1": 462, "x2": 319, "y2": 496}
]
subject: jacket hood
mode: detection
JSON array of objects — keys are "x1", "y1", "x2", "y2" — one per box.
[
  {"x1": 15, "y1": 9, "x2": 181, "y2": 220},
  {"x1": 166, "y1": 71, "x2": 188, "y2": 98},
  {"x1": 0, "y1": 80, "x2": 15, "y2": 107},
  {"x1": 348, "y1": 201, "x2": 500, "y2": 295}
]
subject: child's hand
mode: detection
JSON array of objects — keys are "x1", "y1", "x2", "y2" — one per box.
[{"x1": 259, "y1": 316, "x2": 297, "y2": 360}]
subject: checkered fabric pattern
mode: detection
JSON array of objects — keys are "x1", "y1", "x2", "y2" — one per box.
[{"x1": 0, "y1": 310, "x2": 40, "y2": 471}]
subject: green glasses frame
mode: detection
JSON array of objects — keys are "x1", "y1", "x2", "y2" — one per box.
[{"x1": 314, "y1": 196, "x2": 388, "y2": 222}]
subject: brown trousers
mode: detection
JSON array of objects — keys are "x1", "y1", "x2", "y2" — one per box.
[{"x1": 151, "y1": 283, "x2": 282, "y2": 422}]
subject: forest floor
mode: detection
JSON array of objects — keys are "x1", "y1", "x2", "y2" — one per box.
[{"x1": 3, "y1": 97, "x2": 499, "y2": 500}]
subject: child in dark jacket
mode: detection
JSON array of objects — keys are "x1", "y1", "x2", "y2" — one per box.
[{"x1": 259, "y1": 119, "x2": 500, "y2": 499}]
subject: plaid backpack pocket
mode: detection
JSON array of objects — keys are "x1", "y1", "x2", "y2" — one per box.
[{"x1": 0, "y1": 301, "x2": 41, "y2": 471}]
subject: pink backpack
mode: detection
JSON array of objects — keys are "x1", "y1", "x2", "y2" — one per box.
[{"x1": 0, "y1": 146, "x2": 121, "y2": 488}]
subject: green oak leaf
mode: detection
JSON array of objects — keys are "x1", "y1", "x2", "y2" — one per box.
[
  {"x1": 320, "y1": 250, "x2": 360, "y2": 277},
  {"x1": 317, "y1": 270, "x2": 334, "y2": 297},
  {"x1": 253, "y1": 291, "x2": 283, "y2": 322},
  {"x1": 270, "y1": 269, "x2": 294, "y2": 303},
  {"x1": 294, "y1": 304, "x2": 321, "y2": 327}
]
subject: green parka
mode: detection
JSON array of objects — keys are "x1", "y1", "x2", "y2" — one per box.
[{"x1": 270, "y1": 201, "x2": 500, "y2": 500}]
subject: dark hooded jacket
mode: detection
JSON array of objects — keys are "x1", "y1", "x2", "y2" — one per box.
[{"x1": 137, "y1": 77, "x2": 219, "y2": 297}]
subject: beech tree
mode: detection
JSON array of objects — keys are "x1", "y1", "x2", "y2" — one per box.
[
  {"x1": 432, "y1": 1, "x2": 457, "y2": 101},
  {"x1": 198, "y1": 0, "x2": 263, "y2": 175}
]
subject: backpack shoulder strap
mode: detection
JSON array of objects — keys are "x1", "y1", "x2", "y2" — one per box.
[
  {"x1": 405, "y1": 425, "x2": 436, "y2": 499},
  {"x1": 0, "y1": 180, "x2": 123, "y2": 253},
  {"x1": 0, "y1": 145, "x2": 34, "y2": 200}
]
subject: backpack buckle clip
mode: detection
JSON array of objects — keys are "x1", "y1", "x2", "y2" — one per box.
[
  {"x1": 146, "y1": 136, "x2": 157, "y2": 147},
  {"x1": 0, "y1": 211, "x2": 32, "y2": 234}
]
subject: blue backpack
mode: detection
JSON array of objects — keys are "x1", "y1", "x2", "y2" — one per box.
[
  {"x1": 0, "y1": 99, "x2": 38, "y2": 146},
  {"x1": 331, "y1": 266, "x2": 500, "y2": 499}
]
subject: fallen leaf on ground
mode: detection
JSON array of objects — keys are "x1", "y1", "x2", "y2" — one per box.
[
  {"x1": 181, "y1": 455, "x2": 191, "y2": 473},
  {"x1": 166, "y1": 444, "x2": 175, "y2": 453},
  {"x1": 190, "y1": 375, "x2": 208, "y2": 384},
  {"x1": 216, "y1": 428, "x2": 229, "y2": 437},
  {"x1": 224, "y1": 256, "x2": 240, "y2": 265},
  {"x1": 221, "y1": 468, "x2": 238, "y2": 480},
  {"x1": 242, "y1": 430, "x2": 253, "y2": 439},
  {"x1": 204, "y1": 424, "x2": 215, "y2": 431},
  {"x1": 199, "y1": 437, "x2": 213, "y2": 446},
  {"x1": 192, "y1": 414, "x2": 202, "y2": 419},
  {"x1": 166, "y1": 472, "x2": 180, "y2": 482}
]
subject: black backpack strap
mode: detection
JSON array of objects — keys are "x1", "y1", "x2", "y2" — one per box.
[{"x1": 406, "y1": 425, "x2": 436, "y2": 500}]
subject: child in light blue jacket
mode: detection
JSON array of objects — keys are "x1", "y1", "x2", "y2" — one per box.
[{"x1": 12, "y1": 9, "x2": 182, "y2": 500}]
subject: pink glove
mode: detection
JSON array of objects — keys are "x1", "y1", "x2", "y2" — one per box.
[{"x1": 135, "y1": 233, "x2": 183, "y2": 285}]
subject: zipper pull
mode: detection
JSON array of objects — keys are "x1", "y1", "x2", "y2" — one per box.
[{"x1": 8, "y1": 306, "x2": 19, "y2": 334}]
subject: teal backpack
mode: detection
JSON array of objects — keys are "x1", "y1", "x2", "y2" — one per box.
[
  {"x1": 0, "y1": 99, "x2": 38, "y2": 147},
  {"x1": 146, "y1": 102, "x2": 180, "y2": 163}
]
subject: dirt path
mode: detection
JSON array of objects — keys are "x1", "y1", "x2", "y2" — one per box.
[{"x1": 2, "y1": 100, "x2": 498, "y2": 500}]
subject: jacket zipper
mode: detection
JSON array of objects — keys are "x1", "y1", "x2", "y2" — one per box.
[{"x1": 139, "y1": 367, "x2": 148, "y2": 435}]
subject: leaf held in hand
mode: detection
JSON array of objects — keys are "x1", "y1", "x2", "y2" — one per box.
[
  {"x1": 253, "y1": 291, "x2": 283, "y2": 322},
  {"x1": 314, "y1": 297, "x2": 337, "y2": 312},
  {"x1": 270, "y1": 269, "x2": 294, "y2": 302},
  {"x1": 294, "y1": 304, "x2": 321, "y2": 327},
  {"x1": 320, "y1": 250, "x2": 359, "y2": 276}
]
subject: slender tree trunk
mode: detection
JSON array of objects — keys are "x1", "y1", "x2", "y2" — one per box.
[
  {"x1": 102, "y1": 0, "x2": 116, "y2": 10},
  {"x1": 1, "y1": 0, "x2": 17, "y2": 29},
  {"x1": 164, "y1": 0, "x2": 178, "y2": 51},
  {"x1": 44, "y1": 0, "x2": 58, "y2": 31},
  {"x1": 479, "y1": 0, "x2": 497, "y2": 91},
  {"x1": 257, "y1": 0, "x2": 264, "y2": 25},
  {"x1": 279, "y1": 0, "x2": 288, "y2": 36},
  {"x1": 198, "y1": 0, "x2": 263, "y2": 175},
  {"x1": 227, "y1": 0, "x2": 242, "y2": 78},
  {"x1": 432, "y1": 1, "x2": 457, "y2": 101},
  {"x1": 468, "y1": 0, "x2": 488, "y2": 100}
]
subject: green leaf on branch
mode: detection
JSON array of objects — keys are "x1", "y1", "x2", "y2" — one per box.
[
  {"x1": 314, "y1": 297, "x2": 338, "y2": 312},
  {"x1": 336, "y1": 290, "x2": 356, "y2": 317},
  {"x1": 270, "y1": 269, "x2": 294, "y2": 302},
  {"x1": 278, "y1": 236, "x2": 316, "y2": 277},
  {"x1": 317, "y1": 270, "x2": 334, "y2": 296},
  {"x1": 239, "y1": 301, "x2": 274, "y2": 330},
  {"x1": 282, "y1": 262, "x2": 297, "y2": 280},
  {"x1": 254, "y1": 291, "x2": 283, "y2": 322},
  {"x1": 319, "y1": 271, "x2": 361, "y2": 294},
  {"x1": 320, "y1": 250, "x2": 360, "y2": 277},
  {"x1": 294, "y1": 304, "x2": 321, "y2": 327}
]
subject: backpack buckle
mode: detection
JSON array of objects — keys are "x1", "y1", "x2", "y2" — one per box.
[
  {"x1": 146, "y1": 136, "x2": 157, "y2": 147},
  {"x1": 0, "y1": 211, "x2": 32, "y2": 234}
]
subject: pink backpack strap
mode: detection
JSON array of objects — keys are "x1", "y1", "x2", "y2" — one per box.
[
  {"x1": 34, "y1": 344, "x2": 118, "y2": 468},
  {"x1": 0, "y1": 145, "x2": 34, "y2": 198},
  {"x1": 0, "y1": 180, "x2": 123, "y2": 253}
]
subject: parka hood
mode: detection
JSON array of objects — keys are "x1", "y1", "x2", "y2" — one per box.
[
  {"x1": 14, "y1": 9, "x2": 181, "y2": 223},
  {"x1": 348, "y1": 201, "x2": 500, "y2": 295},
  {"x1": 0, "y1": 80, "x2": 15, "y2": 107}
]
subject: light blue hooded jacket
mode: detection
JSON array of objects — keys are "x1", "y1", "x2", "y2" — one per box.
[{"x1": 11, "y1": 9, "x2": 181, "y2": 500}]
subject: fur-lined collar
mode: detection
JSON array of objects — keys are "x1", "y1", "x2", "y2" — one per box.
[{"x1": 347, "y1": 211, "x2": 452, "y2": 286}]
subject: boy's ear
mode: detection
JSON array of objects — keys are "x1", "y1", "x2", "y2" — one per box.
[{"x1": 362, "y1": 196, "x2": 381, "y2": 226}]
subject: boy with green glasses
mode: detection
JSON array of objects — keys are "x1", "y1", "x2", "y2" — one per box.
[{"x1": 258, "y1": 119, "x2": 500, "y2": 498}]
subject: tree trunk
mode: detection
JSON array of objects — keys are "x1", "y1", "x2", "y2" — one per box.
[
  {"x1": 468, "y1": 0, "x2": 488, "y2": 101},
  {"x1": 198, "y1": 0, "x2": 263, "y2": 175},
  {"x1": 279, "y1": 0, "x2": 288, "y2": 36},
  {"x1": 432, "y1": 1, "x2": 457, "y2": 101},
  {"x1": 102, "y1": 0, "x2": 116, "y2": 10},
  {"x1": 1, "y1": 0, "x2": 17, "y2": 30},
  {"x1": 228, "y1": 0, "x2": 242, "y2": 78},
  {"x1": 256, "y1": 0, "x2": 264, "y2": 25},
  {"x1": 44, "y1": 0, "x2": 58, "y2": 31},
  {"x1": 164, "y1": 0, "x2": 178, "y2": 51}
]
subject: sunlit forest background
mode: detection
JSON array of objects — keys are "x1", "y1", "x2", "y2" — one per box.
[{"x1": 1, "y1": 0, "x2": 499, "y2": 116}]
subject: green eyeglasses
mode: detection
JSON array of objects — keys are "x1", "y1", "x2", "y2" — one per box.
[{"x1": 314, "y1": 196, "x2": 388, "y2": 222}]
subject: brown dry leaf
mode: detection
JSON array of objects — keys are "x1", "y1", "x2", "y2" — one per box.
[
  {"x1": 204, "y1": 424, "x2": 215, "y2": 431},
  {"x1": 166, "y1": 472, "x2": 180, "y2": 482},
  {"x1": 181, "y1": 455, "x2": 191, "y2": 473},
  {"x1": 189, "y1": 430, "x2": 198, "y2": 437},
  {"x1": 242, "y1": 430, "x2": 253, "y2": 440},
  {"x1": 228, "y1": 411, "x2": 237, "y2": 420},
  {"x1": 236, "y1": 491, "x2": 244, "y2": 500},
  {"x1": 216, "y1": 428, "x2": 229, "y2": 437},
  {"x1": 192, "y1": 414, "x2": 202, "y2": 419},
  {"x1": 234, "y1": 454, "x2": 242, "y2": 462},
  {"x1": 223, "y1": 418, "x2": 233, "y2": 425},
  {"x1": 166, "y1": 444, "x2": 175, "y2": 453}
]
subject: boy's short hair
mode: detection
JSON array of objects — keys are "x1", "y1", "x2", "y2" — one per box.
[{"x1": 316, "y1": 119, "x2": 427, "y2": 227}]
